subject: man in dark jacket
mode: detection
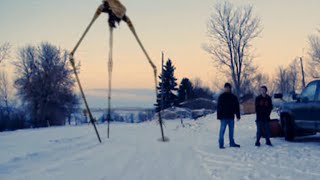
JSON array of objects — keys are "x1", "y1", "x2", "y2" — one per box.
[
  {"x1": 255, "y1": 86, "x2": 273, "y2": 146},
  {"x1": 217, "y1": 83, "x2": 241, "y2": 149}
]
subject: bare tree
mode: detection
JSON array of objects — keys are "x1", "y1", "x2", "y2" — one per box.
[
  {"x1": 14, "y1": 42, "x2": 79, "y2": 127},
  {"x1": 255, "y1": 73, "x2": 269, "y2": 89},
  {"x1": 192, "y1": 77, "x2": 215, "y2": 100},
  {"x1": 248, "y1": 72, "x2": 270, "y2": 94},
  {"x1": 0, "y1": 42, "x2": 11, "y2": 64},
  {"x1": 239, "y1": 63, "x2": 258, "y2": 95},
  {"x1": 0, "y1": 72, "x2": 9, "y2": 112},
  {"x1": 275, "y1": 67, "x2": 290, "y2": 95},
  {"x1": 192, "y1": 77, "x2": 203, "y2": 89},
  {"x1": 308, "y1": 29, "x2": 320, "y2": 78},
  {"x1": 274, "y1": 59, "x2": 299, "y2": 95},
  {"x1": 0, "y1": 42, "x2": 11, "y2": 113},
  {"x1": 204, "y1": 1, "x2": 262, "y2": 97},
  {"x1": 288, "y1": 59, "x2": 299, "y2": 92}
]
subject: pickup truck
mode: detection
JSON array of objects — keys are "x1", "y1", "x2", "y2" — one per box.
[{"x1": 274, "y1": 80, "x2": 320, "y2": 141}]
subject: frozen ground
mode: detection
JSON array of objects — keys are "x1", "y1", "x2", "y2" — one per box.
[{"x1": 0, "y1": 113, "x2": 319, "y2": 180}]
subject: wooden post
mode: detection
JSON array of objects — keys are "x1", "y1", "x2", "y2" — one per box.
[
  {"x1": 161, "y1": 52, "x2": 164, "y2": 111},
  {"x1": 159, "y1": 52, "x2": 165, "y2": 141},
  {"x1": 300, "y1": 57, "x2": 306, "y2": 88}
]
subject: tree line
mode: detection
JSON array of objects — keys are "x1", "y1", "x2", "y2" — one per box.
[{"x1": 155, "y1": 59, "x2": 215, "y2": 112}]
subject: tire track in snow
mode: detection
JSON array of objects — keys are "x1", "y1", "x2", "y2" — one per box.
[
  {"x1": 194, "y1": 147, "x2": 320, "y2": 179},
  {"x1": 191, "y1": 115, "x2": 320, "y2": 180},
  {"x1": 2, "y1": 136, "x2": 100, "y2": 180}
]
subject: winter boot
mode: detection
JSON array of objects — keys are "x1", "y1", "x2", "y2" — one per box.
[
  {"x1": 255, "y1": 141, "x2": 261, "y2": 147},
  {"x1": 230, "y1": 143, "x2": 240, "y2": 148},
  {"x1": 266, "y1": 141, "x2": 273, "y2": 146}
]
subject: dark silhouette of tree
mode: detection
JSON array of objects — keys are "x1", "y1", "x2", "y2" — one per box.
[
  {"x1": 14, "y1": 42, "x2": 79, "y2": 127},
  {"x1": 178, "y1": 78, "x2": 194, "y2": 103},
  {"x1": 155, "y1": 59, "x2": 178, "y2": 112},
  {"x1": 192, "y1": 78, "x2": 215, "y2": 100},
  {"x1": 193, "y1": 87, "x2": 214, "y2": 100}
]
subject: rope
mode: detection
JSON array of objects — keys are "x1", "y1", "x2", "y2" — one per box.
[{"x1": 107, "y1": 26, "x2": 114, "y2": 138}]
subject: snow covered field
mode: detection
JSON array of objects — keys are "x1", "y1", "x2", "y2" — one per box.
[{"x1": 0, "y1": 113, "x2": 319, "y2": 180}]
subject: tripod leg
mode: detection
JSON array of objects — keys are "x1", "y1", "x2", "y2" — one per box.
[
  {"x1": 70, "y1": 9, "x2": 102, "y2": 55},
  {"x1": 124, "y1": 17, "x2": 166, "y2": 142},
  {"x1": 69, "y1": 60, "x2": 102, "y2": 143},
  {"x1": 107, "y1": 26, "x2": 114, "y2": 139},
  {"x1": 69, "y1": 7, "x2": 103, "y2": 143}
]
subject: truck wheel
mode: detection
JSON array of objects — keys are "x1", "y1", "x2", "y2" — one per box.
[{"x1": 283, "y1": 116, "x2": 295, "y2": 141}]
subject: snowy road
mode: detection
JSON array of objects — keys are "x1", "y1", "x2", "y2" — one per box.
[{"x1": 0, "y1": 113, "x2": 319, "y2": 180}]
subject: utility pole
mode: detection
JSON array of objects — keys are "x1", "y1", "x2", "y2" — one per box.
[{"x1": 300, "y1": 57, "x2": 306, "y2": 88}]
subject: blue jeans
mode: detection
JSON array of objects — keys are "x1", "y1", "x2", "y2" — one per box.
[
  {"x1": 219, "y1": 119, "x2": 235, "y2": 146},
  {"x1": 256, "y1": 121, "x2": 271, "y2": 143}
]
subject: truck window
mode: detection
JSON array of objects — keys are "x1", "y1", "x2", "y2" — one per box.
[{"x1": 300, "y1": 82, "x2": 317, "y2": 102}]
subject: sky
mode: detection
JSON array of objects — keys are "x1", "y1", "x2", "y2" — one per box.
[{"x1": 0, "y1": 0, "x2": 319, "y2": 107}]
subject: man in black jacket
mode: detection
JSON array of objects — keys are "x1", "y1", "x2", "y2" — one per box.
[
  {"x1": 255, "y1": 86, "x2": 273, "y2": 146},
  {"x1": 217, "y1": 83, "x2": 241, "y2": 149}
]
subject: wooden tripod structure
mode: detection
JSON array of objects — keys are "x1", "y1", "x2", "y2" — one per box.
[{"x1": 69, "y1": 0, "x2": 166, "y2": 142}]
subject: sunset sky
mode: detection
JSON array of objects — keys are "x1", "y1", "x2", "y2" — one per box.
[{"x1": 0, "y1": 0, "x2": 319, "y2": 107}]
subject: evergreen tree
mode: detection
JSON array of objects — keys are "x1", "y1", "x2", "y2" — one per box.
[
  {"x1": 178, "y1": 78, "x2": 194, "y2": 103},
  {"x1": 155, "y1": 59, "x2": 178, "y2": 112}
]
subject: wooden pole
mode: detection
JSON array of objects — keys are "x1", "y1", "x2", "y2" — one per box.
[
  {"x1": 159, "y1": 52, "x2": 165, "y2": 141},
  {"x1": 125, "y1": 16, "x2": 166, "y2": 141},
  {"x1": 69, "y1": 58, "x2": 102, "y2": 143},
  {"x1": 300, "y1": 57, "x2": 306, "y2": 88},
  {"x1": 107, "y1": 26, "x2": 114, "y2": 139},
  {"x1": 68, "y1": 8, "x2": 103, "y2": 143}
]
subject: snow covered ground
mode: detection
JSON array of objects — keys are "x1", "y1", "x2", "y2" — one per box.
[{"x1": 0, "y1": 113, "x2": 319, "y2": 180}]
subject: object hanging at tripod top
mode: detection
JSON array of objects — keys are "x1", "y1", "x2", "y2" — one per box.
[{"x1": 100, "y1": 0, "x2": 127, "y2": 28}]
